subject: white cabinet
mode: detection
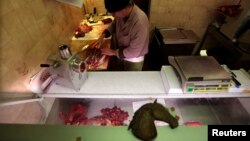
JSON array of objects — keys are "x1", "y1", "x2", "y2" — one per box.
[
  {"x1": 43, "y1": 67, "x2": 250, "y2": 99},
  {"x1": 42, "y1": 67, "x2": 250, "y2": 125}
]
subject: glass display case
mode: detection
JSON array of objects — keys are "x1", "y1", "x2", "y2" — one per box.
[
  {"x1": 42, "y1": 69, "x2": 250, "y2": 127},
  {"x1": 46, "y1": 98, "x2": 250, "y2": 125},
  {"x1": 0, "y1": 97, "x2": 249, "y2": 141},
  {"x1": 1, "y1": 69, "x2": 249, "y2": 141}
]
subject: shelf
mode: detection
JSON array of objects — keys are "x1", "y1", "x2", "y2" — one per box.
[
  {"x1": 0, "y1": 93, "x2": 43, "y2": 106},
  {"x1": 45, "y1": 98, "x2": 250, "y2": 126},
  {"x1": 44, "y1": 71, "x2": 167, "y2": 98},
  {"x1": 42, "y1": 67, "x2": 250, "y2": 99},
  {"x1": 2, "y1": 98, "x2": 249, "y2": 140},
  {"x1": 165, "y1": 93, "x2": 250, "y2": 98}
]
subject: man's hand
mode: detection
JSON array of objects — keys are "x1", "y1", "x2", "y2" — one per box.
[{"x1": 90, "y1": 34, "x2": 105, "y2": 48}]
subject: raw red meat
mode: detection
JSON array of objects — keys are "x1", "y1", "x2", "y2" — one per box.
[
  {"x1": 60, "y1": 104, "x2": 128, "y2": 126},
  {"x1": 101, "y1": 18, "x2": 113, "y2": 24},
  {"x1": 74, "y1": 23, "x2": 93, "y2": 38},
  {"x1": 85, "y1": 44, "x2": 107, "y2": 69},
  {"x1": 59, "y1": 103, "x2": 88, "y2": 125},
  {"x1": 82, "y1": 106, "x2": 128, "y2": 126},
  {"x1": 76, "y1": 23, "x2": 92, "y2": 33}
]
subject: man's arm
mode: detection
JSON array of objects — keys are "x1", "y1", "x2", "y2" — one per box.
[{"x1": 119, "y1": 21, "x2": 149, "y2": 58}]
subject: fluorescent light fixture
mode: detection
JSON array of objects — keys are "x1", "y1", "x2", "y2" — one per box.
[{"x1": 56, "y1": 0, "x2": 84, "y2": 8}]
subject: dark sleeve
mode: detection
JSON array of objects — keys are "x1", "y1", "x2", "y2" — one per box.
[
  {"x1": 118, "y1": 48, "x2": 125, "y2": 58},
  {"x1": 103, "y1": 29, "x2": 112, "y2": 38}
]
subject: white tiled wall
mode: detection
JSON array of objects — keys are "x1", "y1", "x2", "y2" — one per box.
[{"x1": 0, "y1": 0, "x2": 84, "y2": 124}]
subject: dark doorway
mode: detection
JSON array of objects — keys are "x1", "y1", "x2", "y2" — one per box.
[{"x1": 134, "y1": 0, "x2": 151, "y2": 17}]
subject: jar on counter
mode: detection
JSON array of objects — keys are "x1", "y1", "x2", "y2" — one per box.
[{"x1": 58, "y1": 44, "x2": 72, "y2": 60}]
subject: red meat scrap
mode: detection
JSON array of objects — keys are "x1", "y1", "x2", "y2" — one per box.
[{"x1": 59, "y1": 103, "x2": 88, "y2": 125}]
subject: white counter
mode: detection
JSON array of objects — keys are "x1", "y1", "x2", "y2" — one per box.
[
  {"x1": 43, "y1": 67, "x2": 250, "y2": 99},
  {"x1": 44, "y1": 71, "x2": 167, "y2": 98}
]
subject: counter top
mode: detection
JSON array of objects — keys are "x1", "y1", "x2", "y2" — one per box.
[
  {"x1": 72, "y1": 24, "x2": 109, "y2": 40},
  {"x1": 44, "y1": 71, "x2": 167, "y2": 98},
  {"x1": 43, "y1": 67, "x2": 250, "y2": 98},
  {"x1": 72, "y1": 16, "x2": 113, "y2": 41},
  {"x1": 0, "y1": 124, "x2": 207, "y2": 141}
]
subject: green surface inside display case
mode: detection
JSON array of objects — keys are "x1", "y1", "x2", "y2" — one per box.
[{"x1": 0, "y1": 124, "x2": 207, "y2": 141}]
